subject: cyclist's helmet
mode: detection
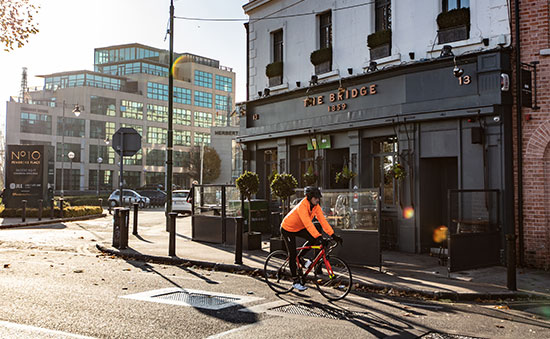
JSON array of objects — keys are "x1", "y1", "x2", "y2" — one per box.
[{"x1": 304, "y1": 186, "x2": 322, "y2": 199}]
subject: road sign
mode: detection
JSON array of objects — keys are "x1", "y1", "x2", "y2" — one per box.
[{"x1": 112, "y1": 127, "x2": 141, "y2": 156}]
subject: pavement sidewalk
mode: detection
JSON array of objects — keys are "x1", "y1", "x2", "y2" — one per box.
[
  {"x1": 92, "y1": 214, "x2": 550, "y2": 301},
  {"x1": 0, "y1": 212, "x2": 107, "y2": 229}
]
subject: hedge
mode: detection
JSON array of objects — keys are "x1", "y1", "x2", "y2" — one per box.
[
  {"x1": 310, "y1": 47, "x2": 332, "y2": 66},
  {"x1": 265, "y1": 61, "x2": 283, "y2": 78},
  {"x1": 64, "y1": 195, "x2": 108, "y2": 206},
  {"x1": 0, "y1": 205, "x2": 103, "y2": 218}
]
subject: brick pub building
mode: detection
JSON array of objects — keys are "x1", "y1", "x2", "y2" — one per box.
[{"x1": 513, "y1": 0, "x2": 550, "y2": 269}]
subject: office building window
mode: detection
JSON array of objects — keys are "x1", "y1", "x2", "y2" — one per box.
[
  {"x1": 443, "y1": 0, "x2": 469, "y2": 11},
  {"x1": 375, "y1": 0, "x2": 391, "y2": 32},
  {"x1": 122, "y1": 171, "x2": 141, "y2": 188},
  {"x1": 215, "y1": 114, "x2": 227, "y2": 127},
  {"x1": 89, "y1": 145, "x2": 115, "y2": 164},
  {"x1": 194, "y1": 132, "x2": 211, "y2": 146},
  {"x1": 174, "y1": 151, "x2": 190, "y2": 168},
  {"x1": 215, "y1": 94, "x2": 231, "y2": 112},
  {"x1": 90, "y1": 96, "x2": 116, "y2": 116},
  {"x1": 146, "y1": 149, "x2": 165, "y2": 166},
  {"x1": 272, "y1": 29, "x2": 283, "y2": 62},
  {"x1": 57, "y1": 117, "x2": 85, "y2": 137},
  {"x1": 89, "y1": 170, "x2": 113, "y2": 191},
  {"x1": 55, "y1": 169, "x2": 80, "y2": 190},
  {"x1": 194, "y1": 111, "x2": 213, "y2": 127},
  {"x1": 56, "y1": 143, "x2": 81, "y2": 162},
  {"x1": 147, "y1": 82, "x2": 191, "y2": 105},
  {"x1": 215, "y1": 75, "x2": 232, "y2": 92},
  {"x1": 147, "y1": 126, "x2": 167, "y2": 144},
  {"x1": 174, "y1": 108, "x2": 191, "y2": 126},
  {"x1": 147, "y1": 104, "x2": 168, "y2": 123},
  {"x1": 174, "y1": 130, "x2": 191, "y2": 146},
  {"x1": 121, "y1": 100, "x2": 143, "y2": 120},
  {"x1": 194, "y1": 91, "x2": 212, "y2": 108},
  {"x1": 319, "y1": 11, "x2": 332, "y2": 49},
  {"x1": 20, "y1": 112, "x2": 52, "y2": 135},
  {"x1": 90, "y1": 120, "x2": 115, "y2": 139},
  {"x1": 194, "y1": 70, "x2": 213, "y2": 88},
  {"x1": 145, "y1": 172, "x2": 165, "y2": 186},
  {"x1": 123, "y1": 149, "x2": 142, "y2": 166},
  {"x1": 121, "y1": 123, "x2": 143, "y2": 136}
]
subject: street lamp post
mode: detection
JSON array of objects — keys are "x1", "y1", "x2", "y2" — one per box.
[
  {"x1": 67, "y1": 151, "x2": 75, "y2": 192},
  {"x1": 97, "y1": 157, "x2": 103, "y2": 197},
  {"x1": 60, "y1": 102, "x2": 81, "y2": 198}
]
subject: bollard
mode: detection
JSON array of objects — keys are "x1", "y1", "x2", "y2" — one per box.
[
  {"x1": 98, "y1": 198, "x2": 103, "y2": 208},
  {"x1": 235, "y1": 217, "x2": 243, "y2": 265},
  {"x1": 133, "y1": 202, "x2": 139, "y2": 235},
  {"x1": 38, "y1": 199, "x2": 43, "y2": 221},
  {"x1": 119, "y1": 208, "x2": 130, "y2": 250},
  {"x1": 59, "y1": 198, "x2": 64, "y2": 219},
  {"x1": 506, "y1": 234, "x2": 517, "y2": 291},
  {"x1": 21, "y1": 200, "x2": 27, "y2": 222},
  {"x1": 112, "y1": 208, "x2": 121, "y2": 248},
  {"x1": 50, "y1": 199, "x2": 55, "y2": 219},
  {"x1": 168, "y1": 212, "x2": 178, "y2": 256}
]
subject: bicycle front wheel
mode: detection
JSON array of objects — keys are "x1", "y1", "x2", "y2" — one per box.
[
  {"x1": 314, "y1": 255, "x2": 352, "y2": 301},
  {"x1": 264, "y1": 250, "x2": 294, "y2": 294}
]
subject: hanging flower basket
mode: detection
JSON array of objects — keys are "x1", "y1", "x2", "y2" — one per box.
[
  {"x1": 335, "y1": 165, "x2": 357, "y2": 184},
  {"x1": 390, "y1": 163, "x2": 406, "y2": 181},
  {"x1": 302, "y1": 165, "x2": 318, "y2": 186}
]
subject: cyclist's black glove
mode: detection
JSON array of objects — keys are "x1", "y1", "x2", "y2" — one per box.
[
  {"x1": 331, "y1": 234, "x2": 343, "y2": 245},
  {"x1": 316, "y1": 236, "x2": 329, "y2": 248}
]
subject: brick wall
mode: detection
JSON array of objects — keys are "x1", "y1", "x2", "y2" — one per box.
[{"x1": 512, "y1": 0, "x2": 550, "y2": 269}]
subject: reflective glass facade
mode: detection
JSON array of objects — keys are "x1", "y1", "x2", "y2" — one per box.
[
  {"x1": 90, "y1": 96, "x2": 116, "y2": 116},
  {"x1": 57, "y1": 117, "x2": 85, "y2": 137},
  {"x1": 120, "y1": 100, "x2": 143, "y2": 120},
  {"x1": 194, "y1": 70, "x2": 213, "y2": 88},
  {"x1": 20, "y1": 112, "x2": 52, "y2": 135},
  {"x1": 147, "y1": 104, "x2": 168, "y2": 123},
  {"x1": 147, "y1": 126, "x2": 167, "y2": 144},
  {"x1": 215, "y1": 75, "x2": 233, "y2": 92},
  {"x1": 174, "y1": 130, "x2": 191, "y2": 146},
  {"x1": 194, "y1": 111, "x2": 213, "y2": 127},
  {"x1": 147, "y1": 82, "x2": 191, "y2": 105},
  {"x1": 95, "y1": 46, "x2": 159, "y2": 65},
  {"x1": 215, "y1": 94, "x2": 230, "y2": 112},
  {"x1": 96, "y1": 62, "x2": 168, "y2": 77},
  {"x1": 194, "y1": 91, "x2": 212, "y2": 108},
  {"x1": 194, "y1": 132, "x2": 211, "y2": 146},
  {"x1": 146, "y1": 149, "x2": 165, "y2": 166},
  {"x1": 90, "y1": 120, "x2": 115, "y2": 139},
  {"x1": 44, "y1": 73, "x2": 122, "y2": 91},
  {"x1": 175, "y1": 108, "x2": 191, "y2": 126}
]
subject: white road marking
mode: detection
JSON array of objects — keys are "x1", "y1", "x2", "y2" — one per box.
[
  {"x1": 206, "y1": 322, "x2": 263, "y2": 338},
  {"x1": 0, "y1": 320, "x2": 96, "y2": 338}
]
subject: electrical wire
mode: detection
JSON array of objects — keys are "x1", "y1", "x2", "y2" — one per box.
[{"x1": 174, "y1": 1, "x2": 376, "y2": 23}]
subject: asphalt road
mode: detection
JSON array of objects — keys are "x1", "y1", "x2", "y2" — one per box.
[{"x1": 0, "y1": 213, "x2": 549, "y2": 338}]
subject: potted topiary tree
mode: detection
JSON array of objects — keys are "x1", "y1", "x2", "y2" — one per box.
[
  {"x1": 269, "y1": 173, "x2": 298, "y2": 252},
  {"x1": 310, "y1": 47, "x2": 332, "y2": 74},
  {"x1": 236, "y1": 171, "x2": 261, "y2": 250},
  {"x1": 367, "y1": 29, "x2": 392, "y2": 60},
  {"x1": 265, "y1": 61, "x2": 283, "y2": 87},
  {"x1": 437, "y1": 7, "x2": 470, "y2": 44}
]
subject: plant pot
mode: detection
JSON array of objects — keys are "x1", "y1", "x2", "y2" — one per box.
[
  {"x1": 268, "y1": 75, "x2": 282, "y2": 87},
  {"x1": 370, "y1": 43, "x2": 391, "y2": 60},
  {"x1": 438, "y1": 25, "x2": 469, "y2": 44},
  {"x1": 244, "y1": 231, "x2": 262, "y2": 250},
  {"x1": 269, "y1": 237, "x2": 286, "y2": 252},
  {"x1": 314, "y1": 61, "x2": 332, "y2": 75}
]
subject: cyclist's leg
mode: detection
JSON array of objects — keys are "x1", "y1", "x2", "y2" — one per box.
[
  {"x1": 294, "y1": 228, "x2": 318, "y2": 258},
  {"x1": 280, "y1": 227, "x2": 298, "y2": 279}
]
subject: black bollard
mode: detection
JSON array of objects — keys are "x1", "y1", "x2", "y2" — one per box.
[
  {"x1": 112, "y1": 208, "x2": 121, "y2": 248},
  {"x1": 59, "y1": 198, "x2": 64, "y2": 219},
  {"x1": 506, "y1": 234, "x2": 517, "y2": 291},
  {"x1": 168, "y1": 212, "x2": 178, "y2": 256},
  {"x1": 98, "y1": 198, "x2": 103, "y2": 208},
  {"x1": 50, "y1": 199, "x2": 55, "y2": 219},
  {"x1": 120, "y1": 208, "x2": 130, "y2": 249},
  {"x1": 21, "y1": 200, "x2": 27, "y2": 222},
  {"x1": 133, "y1": 202, "x2": 139, "y2": 235},
  {"x1": 235, "y1": 217, "x2": 243, "y2": 265},
  {"x1": 38, "y1": 199, "x2": 43, "y2": 221}
]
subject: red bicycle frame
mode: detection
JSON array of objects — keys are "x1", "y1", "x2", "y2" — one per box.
[{"x1": 295, "y1": 244, "x2": 335, "y2": 278}]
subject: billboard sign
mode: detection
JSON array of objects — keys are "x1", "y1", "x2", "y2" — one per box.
[{"x1": 4, "y1": 145, "x2": 48, "y2": 208}]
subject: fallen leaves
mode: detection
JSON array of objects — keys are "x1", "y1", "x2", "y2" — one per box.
[
  {"x1": 3, "y1": 264, "x2": 10, "y2": 268},
  {"x1": 73, "y1": 269, "x2": 84, "y2": 273}
]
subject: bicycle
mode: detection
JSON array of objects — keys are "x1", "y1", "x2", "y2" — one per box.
[{"x1": 263, "y1": 238, "x2": 352, "y2": 301}]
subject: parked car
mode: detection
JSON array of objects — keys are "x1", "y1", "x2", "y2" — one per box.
[
  {"x1": 168, "y1": 189, "x2": 192, "y2": 214},
  {"x1": 108, "y1": 189, "x2": 150, "y2": 208},
  {"x1": 137, "y1": 189, "x2": 166, "y2": 207}
]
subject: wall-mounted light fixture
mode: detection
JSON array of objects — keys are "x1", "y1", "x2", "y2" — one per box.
[
  {"x1": 263, "y1": 88, "x2": 270, "y2": 97},
  {"x1": 257, "y1": 91, "x2": 262, "y2": 98},
  {"x1": 296, "y1": 81, "x2": 301, "y2": 87},
  {"x1": 310, "y1": 74, "x2": 318, "y2": 86},
  {"x1": 347, "y1": 68, "x2": 353, "y2": 75},
  {"x1": 409, "y1": 52, "x2": 415, "y2": 60},
  {"x1": 367, "y1": 61, "x2": 378, "y2": 72},
  {"x1": 440, "y1": 45, "x2": 454, "y2": 57},
  {"x1": 452, "y1": 56, "x2": 464, "y2": 77},
  {"x1": 482, "y1": 38, "x2": 489, "y2": 46}
]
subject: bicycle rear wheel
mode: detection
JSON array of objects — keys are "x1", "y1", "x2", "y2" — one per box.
[
  {"x1": 264, "y1": 250, "x2": 294, "y2": 294},
  {"x1": 314, "y1": 255, "x2": 352, "y2": 301}
]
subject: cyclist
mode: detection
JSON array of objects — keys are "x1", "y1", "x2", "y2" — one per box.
[{"x1": 280, "y1": 186, "x2": 343, "y2": 291}]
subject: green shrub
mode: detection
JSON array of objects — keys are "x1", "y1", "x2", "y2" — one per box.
[
  {"x1": 236, "y1": 171, "x2": 259, "y2": 200},
  {"x1": 265, "y1": 61, "x2": 283, "y2": 78},
  {"x1": 271, "y1": 173, "x2": 298, "y2": 203},
  {"x1": 367, "y1": 29, "x2": 392, "y2": 48},
  {"x1": 0, "y1": 205, "x2": 103, "y2": 218},
  {"x1": 310, "y1": 47, "x2": 332, "y2": 66},
  {"x1": 437, "y1": 8, "x2": 470, "y2": 30}
]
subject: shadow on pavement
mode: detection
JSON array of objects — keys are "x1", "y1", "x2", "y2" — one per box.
[{"x1": 7, "y1": 223, "x2": 67, "y2": 230}]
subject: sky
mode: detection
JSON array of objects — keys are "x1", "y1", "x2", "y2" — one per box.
[{"x1": 0, "y1": 0, "x2": 249, "y2": 130}]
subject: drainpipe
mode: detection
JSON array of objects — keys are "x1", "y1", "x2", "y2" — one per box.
[
  {"x1": 514, "y1": 0, "x2": 524, "y2": 267},
  {"x1": 245, "y1": 22, "x2": 250, "y2": 101}
]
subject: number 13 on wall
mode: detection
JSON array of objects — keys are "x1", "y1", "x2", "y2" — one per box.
[{"x1": 458, "y1": 75, "x2": 471, "y2": 86}]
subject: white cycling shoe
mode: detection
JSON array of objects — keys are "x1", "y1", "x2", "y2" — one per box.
[{"x1": 292, "y1": 282, "x2": 308, "y2": 291}]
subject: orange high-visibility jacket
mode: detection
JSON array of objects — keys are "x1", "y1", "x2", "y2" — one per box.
[{"x1": 281, "y1": 198, "x2": 334, "y2": 238}]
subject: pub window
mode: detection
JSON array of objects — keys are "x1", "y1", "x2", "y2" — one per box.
[
  {"x1": 375, "y1": 0, "x2": 391, "y2": 32},
  {"x1": 319, "y1": 11, "x2": 332, "y2": 49},
  {"x1": 368, "y1": 136, "x2": 398, "y2": 207},
  {"x1": 443, "y1": 0, "x2": 469, "y2": 12},
  {"x1": 272, "y1": 29, "x2": 283, "y2": 63},
  {"x1": 298, "y1": 146, "x2": 315, "y2": 187}
]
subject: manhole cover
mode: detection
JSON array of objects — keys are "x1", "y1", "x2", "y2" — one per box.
[
  {"x1": 121, "y1": 288, "x2": 263, "y2": 310},
  {"x1": 269, "y1": 303, "x2": 356, "y2": 320}
]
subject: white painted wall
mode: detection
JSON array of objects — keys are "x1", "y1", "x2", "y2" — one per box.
[{"x1": 244, "y1": 0, "x2": 511, "y2": 98}]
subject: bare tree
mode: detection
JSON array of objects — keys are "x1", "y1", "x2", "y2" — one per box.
[{"x1": 0, "y1": 0, "x2": 39, "y2": 51}]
